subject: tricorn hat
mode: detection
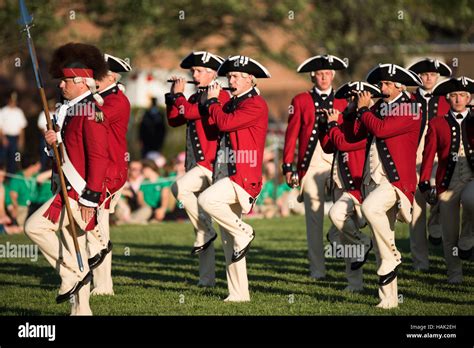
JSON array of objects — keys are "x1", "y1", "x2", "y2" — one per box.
[
  {"x1": 297, "y1": 54, "x2": 348, "y2": 73},
  {"x1": 104, "y1": 53, "x2": 132, "y2": 73},
  {"x1": 217, "y1": 55, "x2": 271, "y2": 78},
  {"x1": 407, "y1": 58, "x2": 452, "y2": 77},
  {"x1": 366, "y1": 63, "x2": 423, "y2": 86},
  {"x1": 335, "y1": 81, "x2": 383, "y2": 99},
  {"x1": 432, "y1": 76, "x2": 474, "y2": 96},
  {"x1": 180, "y1": 51, "x2": 224, "y2": 71}
]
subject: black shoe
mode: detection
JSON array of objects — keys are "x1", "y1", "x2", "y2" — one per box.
[
  {"x1": 428, "y1": 235, "x2": 442, "y2": 246},
  {"x1": 378, "y1": 265, "x2": 399, "y2": 286},
  {"x1": 88, "y1": 252, "x2": 103, "y2": 270},
  {"x1": 56, "y1": 271, "x2": 92, "y2": 304},
  {"x1": 351, "y1": 240, "x2": 373, "y2": 271},
  {"x1": 191, "y1": 233, "x2": 217, "y2": 256},
  {"x1": 458, "y1": 246, "x2": 472, "y2": 260},
  {"x1": 231, "y1": 231, "x2": 255, "y2": 263},
  {"x1": 106, "y1": 240, "x2": 113, "y2": 253},
  {"x1": 88, "y1": 241, "x2": 112, "y2": 270}
]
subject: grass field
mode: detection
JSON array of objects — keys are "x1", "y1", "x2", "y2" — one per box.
[{"x1": 0, "y1": 215, "x2": 473, "y2": 316}]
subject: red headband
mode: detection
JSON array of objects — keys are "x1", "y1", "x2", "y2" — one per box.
[{"x1": 62, "y1": 68, "x2": 94, "y2": 78}]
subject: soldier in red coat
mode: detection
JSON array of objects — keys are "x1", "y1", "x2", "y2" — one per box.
[
  {"x1": 166, "y1": 51, "x2": 230, "y2": 287},
  {"x1": 355, "y1": 63, "x2": 423, "y2": 309},
  {"x1": 86, "y1": 53, "x2": 132, "y2": 296},
  {"x1": 406, "y1": 58, "x2": 452, "y2": 271},
  {"x1": 24, "y1": 43, "x2": 109, "y2": 315},
  {"x1": 323, "y1": 82, "x2": 382, "y2": 292},
  {"x1": 419, "y1": 76, "x2": 474, "y2": 284},
  {"x1": 282, "y1": 54, "x2": 348, "y2": 280},
  {"x1": 198, "y1": 55, "x2": 270, "y2": 301}
]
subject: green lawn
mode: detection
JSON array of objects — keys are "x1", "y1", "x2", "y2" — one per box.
[{"x1": 0, "y1": 215, "x2": 472, "y2": 315}]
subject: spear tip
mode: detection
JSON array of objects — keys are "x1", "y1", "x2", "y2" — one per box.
[{"x1": 18, "y1": 0, "x2": 33, "y2": 27}]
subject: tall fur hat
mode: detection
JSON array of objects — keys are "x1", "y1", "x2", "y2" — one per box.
[{"x1": 49, "y1": 42, "x2": 108, "y2": 80}]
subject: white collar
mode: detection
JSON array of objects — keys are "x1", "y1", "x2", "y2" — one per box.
[
  {"x1": 235, "y1": 87, "x2": 254, "y2": 99},
  {"x1": 314, "y1": 86, "x2": 332, "y2": 96},
  {"x1": 100, "y1": 83, "x2": 117, "y2": 94},
  {"x1": 419, "y1": 88, "x2": 432, "y2": 100},
  {"x1": 387, "y1": 92, "x2": 404, "y2": 105},
  {"x1": 67, "y1": 90, "x2": 92, "y2": 107},
  {"x1": 450, "y1": 108, "x2": 469, "y2": 122}
]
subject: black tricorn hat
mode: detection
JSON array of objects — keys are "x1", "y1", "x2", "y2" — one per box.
[
  {"x1": 217, "y1": 55, "x2": 271, "y2": 78},
  {"x1": 104, "y1": 53, "x2": 132, "y2": 73},
  {"x1": 180, "y1": 51, "x2": 224, "y2": 71},
  {"x1": 49, "y1": 42, "x2": 108, "y2": 80},
  {"x1": 432, "y1": 76, "x2": 474, "y2": 96},
  {"x1": 407, "y1": 58, "x2": 452, "y2": 77},
  {"x1": 335, "y1": 81, "x2": 383, "y2": 99},
  {"x1": 297, "y1": 54, "x2": 348, "y2": 73},
  {"x1": 366, "y1": 63, "x2": 423, "y2": 86}
]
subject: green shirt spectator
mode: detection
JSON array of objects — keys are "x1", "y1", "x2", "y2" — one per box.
[
  {"x1": 256, "y1": 180, "x2": 275, "y2": 206},
  {"x1": 34, "y1": 180, "x2": 53, "y2": 204},
  {"x1": 139, "y1": 177, "x2": 173, "y2": 209},
  {"x1": 277, "y1": 182, "x2": 292, "y2": 198},
  {"x1": 8, "y1": 172, "x2": 37, "y2": 207}
]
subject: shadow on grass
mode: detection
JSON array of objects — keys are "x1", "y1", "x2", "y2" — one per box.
[
  {"x1": 0, "y1": 262, "x2": 58, "y2": 290},
  {"x1": 2, "y1": 230, "x2": 471, "y2": 315}
]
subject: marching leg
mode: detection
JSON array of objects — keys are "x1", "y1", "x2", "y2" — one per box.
[
  {"x1": 90, "y1": 208, "x2": 114, "y2": 295},
  {"x1": 438, "y1": 187, "x2": 462, "y2": 283},
  {"x1": 172, "y1": 166, "x2": 217, "y2": 285},
  {"x1": 362, "y1": 182, "x2": 400, "y2": 309},
  {"x1": 198, "y1": 178, "x2": 251, "y2": 301},
  {"x1": 427, "y1": 202, "x2": 443, "y2": 242},
  {"x1": 302, "y1": 168, "x2": 328, "y2": 279},
  {"x1": 459, "y1": 181, "x2": 474, "y2": 260},
  {"x1": 409, "y1": 188, "x2": 430, "y2": 270}
]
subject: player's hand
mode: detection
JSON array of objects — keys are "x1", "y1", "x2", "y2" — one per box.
[
  {"x1": 285, "y1": 171, "x2": 299, "y2": 188},
  {"x1": 79, "y1": 204, "x2": 96, "y2": 223},
  {"x1": 170, "y1": 76, "x2": 185, "y2": 94},
  {"x1": 357, "y1": 91, "x2": 372, "y2": 109},
  {"x1": 207, "y1": 82, "x2": 221, "y2": 99},
  {"x1": 45, "y1": 130, "x2": 58, "y2": 146},
  {"x1": 324, "y1": 108, "x2": 340, "y2": 123}
]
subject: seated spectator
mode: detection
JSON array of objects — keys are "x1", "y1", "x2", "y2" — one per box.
[
  {"x1": 7, "y1": 157, "x2": 41, "y2": 228},
  {"x1": 27, "y1": 166, "x2": 53, "y2": 218},
  {"x1": 276, "y1": 163, "x2": 305, "y2": 217},
  {"x1": 254, "y1": 173, "x2": 278, "y2": 219},
  {"x1": 114, "y1": 160, "x2": 144, "y2": 223},
  {"x1": 0, "y1": 165, "x2": 21, "y2": 234},
  {"x1": 163, "y1": 152, "x2": 188, "y2": 221},
  {"x1": 126, "y1": 160, "x2": 171, "y2": 224}
]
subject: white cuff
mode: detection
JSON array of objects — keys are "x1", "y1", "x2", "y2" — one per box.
[
  {"x1": 78, "y1": 197, "x2": 98, "y2": 208},
  {"x1": 44, "y1": 146, "x2": 53, "y2": 158}
]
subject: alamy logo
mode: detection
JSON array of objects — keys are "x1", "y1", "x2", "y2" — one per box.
[
  {"x1": 379, "y1": 102, "x2": 421, "y2": 119},
  {"x1": 324, "y1": 242, "x2": 365, "y2": 260},
  {"x1": 0, "y1": 242, "x2": 38, "y2": 262},
  {"x1": 217, "y1": 148, "x2": 257, "y2": 168},
  {"x1": 18, "y1": 322, "x2": 56, "y2": 341},
  {"x1": 55, "y1": 101, "x2": 97, "y2": 120}
]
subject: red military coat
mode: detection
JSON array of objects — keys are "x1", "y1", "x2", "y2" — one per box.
[
  {"x1": 355, "y1": 93, "x2": 421, "y2": 203},
  {"x1": 166, "y1": 89, "x2": 230, "y2": 171},
  {"x1": 419, "y1": 111, "x2": 474, "y2": 195},
  {"x1": 325, "y1": 114, "x2": 367, "y2": 203},
  {"x1": 283, "y1": 88, "x2": 347, "y2": 179},
  {"x1": 205, "y1": 88, "x2": 268, "y2": 198},
  {"x1": 99, "y1": 84, "x2": 131, "y2": 205},
  {"x1": 44, "y1": 92, "x2": 109, "y2": 230}
]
